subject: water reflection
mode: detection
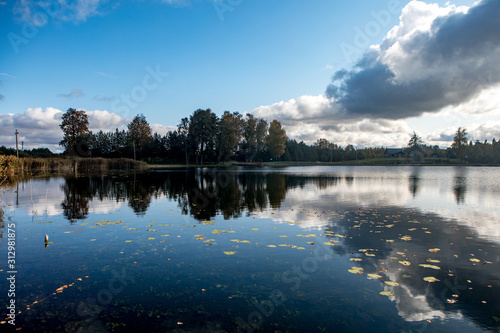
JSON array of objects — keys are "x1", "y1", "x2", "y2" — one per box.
[
  {"x1": 453, "y1": 168, "x2": 468, "y2": 204},
  {"x1": 408, "y1": 167, "x2": 421, "y2": 198},
  {"x1": 2, "y1": 167, "x2": 499, "y2": 332}
]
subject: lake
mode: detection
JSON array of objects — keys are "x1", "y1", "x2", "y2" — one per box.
[{"x1": 1, "y1": 166, "x2": 499, "y2": 332}]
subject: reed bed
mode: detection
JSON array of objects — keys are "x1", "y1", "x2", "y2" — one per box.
[{"x1": 0, "y1": 155, "x2": 148, "y2": 179}]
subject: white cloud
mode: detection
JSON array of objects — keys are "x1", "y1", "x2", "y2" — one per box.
[
  {"x1": 0, "y1": 107, "x2": 177, "y2": 152},
  {"x1": 252, "y1": 94, "x2": 413, "y2": 147},
  {"x1": 13, "y1": 0, "x2": 108, "y2": 25},
  {"x1": 58, "y1": 89, "x2": 84, "y2": 98}
]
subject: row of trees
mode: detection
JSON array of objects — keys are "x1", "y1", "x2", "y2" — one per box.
[
  {"x1": 56, "y1": 108, "x2": 500, "y2": 164},
  {"x1": 60, "y1": 108, "x2": 288, "y2": 164},
  {"x1": 406, "y1": 128, "x2": 500, "y2": 164}
]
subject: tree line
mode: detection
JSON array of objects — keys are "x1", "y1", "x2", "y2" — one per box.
[{"x1": 4, "y1": 108, "x2": 500, "y2": 164}]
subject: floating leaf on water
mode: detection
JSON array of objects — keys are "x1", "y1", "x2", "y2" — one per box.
[
  {"x1": 399, "y1": 261, "x2": 411, "y2": 266},
  {"x1": 158, "y1": 224, "x2": 173, "y2": 226},
  {"x1": 408, "y1": 228, "x2": 417, "y2": 231},
  {"x1": 148, "y1": 237, "x2": 155, "y2": 240},
  {"x1": 79, "y1": 223, "x2": 89, "y2": 226},
  {"x1": 324, "y1": 242, "x2": 336, "y2": 246},
  {"x1": 230, "y1": 239, "x2": 240, "y2": 242},
  {"x1": 447, "y1": 299, "x2": 458, "y2": 303},
  {"x1": 251, "y1": 228, "x2": 259, "y2": 231},
  {"x1": 90, "y1": 239, "x2": 97, "y2": 241},
  {"x1": 201, "y1": 221, "x2": 214, "y2": 225},
  {"x1": 239, "y1": 240, "x2": 251, "y2": 244},
  {"x1": 350, "y1": 258, "x2": 363, "y2": 262},
  {"x1": 63, "y1": 231, "x2": 73, "y2": 234},
  {"x1": 385, "y1": 239, "x2": 394, "y2": 243},
  {"x1": 279, "y1": 244, "x2": 289, "y2": 247},
  {"x1": 380, "y1": 291, "x2": 394, "y2": 296},
  {"x1": 427, "y1": 259, "x2": 440, "y2": 263},
  {"x1": 419, "y1": 264, "x2": 441, "y2": 270},
  {"x1": 396, "y1": 252, "x2": 405, "y2": 256},
  {"x1": 428, "y1": 248, "x2": 440, "y2": 253},
  {"x1": 359, "y1": 249, "x2": 369, "y2": 252},
  {"x1": 400, "y1": 235, "x2": 412, "y2": 241},
  {"x1": 470, "y1": 258, "x2": 481, "y2": 262},
  {"x1": 307, "y1": 242, "x2": 315, "y2": 245},
  {"x1": 367, "y1": 274, "x2": 383, "y2": 279},
  {"x1": 267, "y1": 245, "x2": 276, "y2": 248},
  {"x1": 203, "y1": 239, "x2": 215, "y2": 242},
  {"x1": 223, "y1": 251, "x2": 237, "y2": 255},
  {"x1": 280, "y1": 235, "x2": 288, "y2": 238},
  {"x1": 295, "y1": 247, "x2": 305, "y2": 250},
  {"x1": 365, "y1": 253, "x2": 375, "y2": 257},
  {"x1": 125, "y1": 240, "x2": 133, "y2": 243},
  {"x1": 147, "y1": 229, "x2": 158, "y2": 232},
  {"x1": 161, "y1": 234, "x2": 170, "y2": 237},
  {"x1": 385, "y1": 281, "x2": 399, "y2": 287},
  {"x1": 423, "y1": 276, "x2": 439, "y2": 282},
  {"x1": 385, "y1": 224, "x2": 394, "y2": 228},
  {"x1": 348, "y1": 267, "x2": 364, "y2": 274},
  {"x1": 128, "y1": 228, "x2": 138, "y2": 231}
]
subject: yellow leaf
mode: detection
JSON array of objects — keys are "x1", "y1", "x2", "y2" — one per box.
[
  {"x1": 384, "y1": 281, "x2": 399, "y2": 287},
  {"x1": 423, "y1": 276, "x2": 439, "y2": 282},
  {"x1": 223, "y1": 251, "x2": 237, "y2": 255},
  {"x1": 380, "y1": 291, "x2": 394, "y2": 296},
  {"x1": 367, "y1": 274, "x2": 383, "y2": 279}
]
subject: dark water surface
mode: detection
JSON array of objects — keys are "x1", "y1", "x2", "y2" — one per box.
[{"x1": 1, "y1": 166, "x2": 499, "y2": 332}]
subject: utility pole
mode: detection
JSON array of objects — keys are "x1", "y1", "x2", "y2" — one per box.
[{"x1": 15, "y1": 129, "x2": 19, "y2": 158}]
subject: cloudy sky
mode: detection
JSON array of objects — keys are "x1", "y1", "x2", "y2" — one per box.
[{"x1": 1, "y1": 0, "x2": 499, "y2": 152}]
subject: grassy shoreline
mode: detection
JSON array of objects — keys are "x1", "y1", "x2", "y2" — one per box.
[
  {"x1": 149, "y1": 158, "x2": 500, "y2": 168},
  {"x1": 0, "y1": 156, "x2": 148, "y2": 179}
]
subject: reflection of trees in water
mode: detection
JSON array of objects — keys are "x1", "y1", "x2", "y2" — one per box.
[
  {"x1": 61, "y1": 177, "x2": 91, "y2": 221},
  {"x1": 452, "y1": 167, "x2": 468, "y2": 205},
  {"x1": 408, "y1": 168, "x2": 421, "y2": 198},
  {"x1": 453, "y1": 176, "x2": 467, "y2": 204},
  {"x1": 57, "y1": 170, "x2": 344, "y2": 221}
]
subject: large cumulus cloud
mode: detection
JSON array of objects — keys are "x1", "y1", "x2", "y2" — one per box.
[
  {"x1": 327, "y1": 0, "x2": 500, "y2": 119},
  {"x1": 253, "y1": 0, "x2": 500, "y2": 147}
]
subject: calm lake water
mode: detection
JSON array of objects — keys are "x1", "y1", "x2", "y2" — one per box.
[{"x1": 1, "y1": 166, "x2": 499, "y2": 332}]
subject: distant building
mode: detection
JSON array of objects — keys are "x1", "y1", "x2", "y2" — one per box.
[
  {"x1": 408, "y1": 149, "x2": 424, "y2": 159},
  {"x1": 384, "y1": 148, "x2": 405, "y2": 158}
]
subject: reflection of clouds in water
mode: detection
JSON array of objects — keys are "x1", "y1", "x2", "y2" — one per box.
[
  {"x1": 257, "y1": 175, "x2": 500, "y2": 242},
  {"x1": 3, "y1": 178, "x2": 125, "y2": 217}
]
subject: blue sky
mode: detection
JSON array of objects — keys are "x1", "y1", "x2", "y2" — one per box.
[{"x1": 1, "y1": 0, "x2": 499, "y2": 151}]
